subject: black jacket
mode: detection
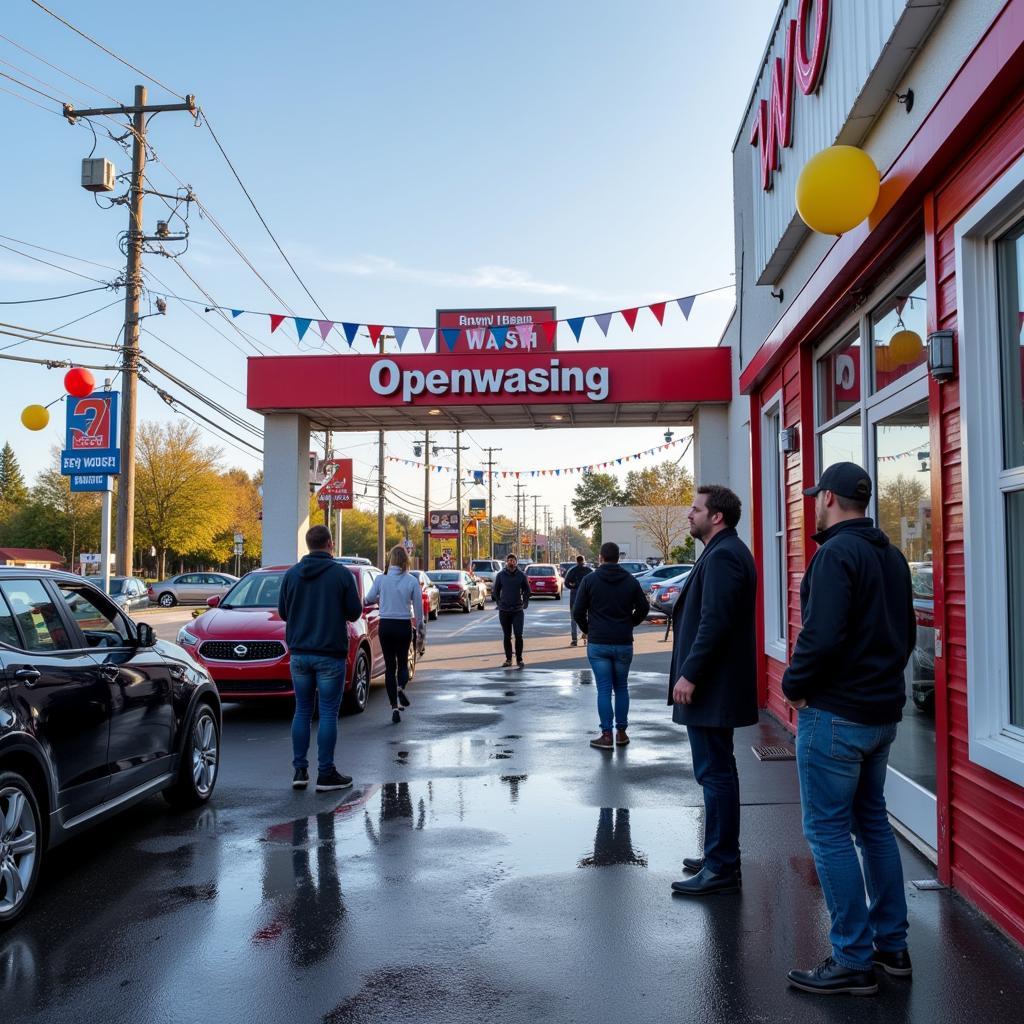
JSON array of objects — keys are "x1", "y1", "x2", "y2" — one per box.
[
  {"x1": 277, "y1": 551, "x2": 363, "y2": 658},
  {"x1": 564, "y1": 563, "x2": 592, "y2": 596},
  {"x1": 667, "y1": 528, "x2": 758, "y2": 728},
  {"x1": 572, "y1": 564, "x2": 649, "y2": 646},
  {"x1": 493, "y1": 567, "x2": 531, "y2": 612},
  {"x1": 782, "y1": 518, "x2": 915, "y2": 725}
]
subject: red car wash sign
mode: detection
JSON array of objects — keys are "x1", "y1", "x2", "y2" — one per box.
[
  {"x1": 750, "y1": 0, "x2": 830, "y2": 191},
  {"x1": 435, "y1": 307, "x2": 557, "y2": 354},
  {"x1": 316, "y1": 458, "x2": 353, "y2": 510}
]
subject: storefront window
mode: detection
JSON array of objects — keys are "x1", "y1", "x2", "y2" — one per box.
[
  {"x1": 818, "y1": 330, "x2": 861, "y2": 422},
  {"x1": 819, "y1": 413, "x2": 862, "y2": 470},
  {"x1": 1007, "y1": 491, "x2": 1024, "y2": 727},
  {"x1": 871, "y1": 269, "x2": 928, "y2": 393}
]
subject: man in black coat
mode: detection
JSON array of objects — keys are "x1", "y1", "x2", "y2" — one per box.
[
  {"x1": 668, "y1": 485, "x2": 757, "y2": 897},
  {"x1": 492, "y1": 554, "x2": 531, "y2": 668},
  {"x1": 563, "y1": 555, "x2": 593, "y2": 647}
]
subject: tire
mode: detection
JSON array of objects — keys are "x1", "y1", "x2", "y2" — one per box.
[
  {"x1": 428, "y1": 605, "x2": 438, "y2": 621},
  {"x1": 343, "y1": 648, "x2": 371, "y2": 714},
  {"x1": 462, "y1": 597, "x2": 471, "y2": 614},
  {"x1": 158, "y1": 592, "x2": 176, "y2": 608},
  {"x1": 555, "y1": 590, "x2": 562, "y2": 601},
  {"x1": 0, "y1": 773, "x2": 43, "y2": 928},
  {"x1": 164, "y1": 703, "x2": 220, "y2": 809}
]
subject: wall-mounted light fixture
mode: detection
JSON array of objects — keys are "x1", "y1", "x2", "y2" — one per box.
[
  {"x1": 896, "y1": 89, "x2": 914, "y2": 113},
  {"x1": 927, "y1": 329, "x2": 956, "y2": 381},
  {"x1": 779, "y1": 426, "x2": 799, "y2": 454}
]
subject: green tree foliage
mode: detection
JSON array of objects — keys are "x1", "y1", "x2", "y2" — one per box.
[
  {"x1": 571, "y1": 472, "x2": 624, "y2": 547},
  {"x1": 877, "y1": 473, "x2": 930, "y2": 561},
  {"x1": 335, "y1": 508, "x2": 405, "y2": 563},
  {"x1": 0, "y1": 441, "x2": 29, "y2": 525},
  {"x1": 670, "y1": 539, "x2": 696, "y2": 563}
]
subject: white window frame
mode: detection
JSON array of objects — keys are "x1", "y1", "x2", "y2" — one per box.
[
  {"x1": 761, "y1": 390, "x2": 788, "y2": 660},
  {"x1": 955, "y1": 150, "x2": 1024, "y2": 787}
]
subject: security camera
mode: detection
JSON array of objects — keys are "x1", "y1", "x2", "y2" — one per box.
[
  {"x1": 664, "y1": 428, "x2": 674, "y2": 443},
  {"x1": 414, "y1": 444, "x2": 422, "y2": 458}
]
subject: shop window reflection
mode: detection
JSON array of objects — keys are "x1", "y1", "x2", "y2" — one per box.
[
  {"x1": 818, "y1": 330, "x2": 861, "y2": 422},
  {"x1": 871, "y1": 270, "x2": 928, "y2": 392}
]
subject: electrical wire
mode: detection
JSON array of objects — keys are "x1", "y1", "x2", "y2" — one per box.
[
  {"x1": 27, "y1": 1, "x2": 185, "y2": 100},
  {"x1": 0, "y1": 240, "x2": 112, "y2": 284},
  {"x1": 140, "y1": 327, "x2": 246, "y2": 398},
  {"x1": 0, "y1": 299, "x2": 122, "y2": 352},
  {"x1": 0, "y1": 68, "x2": 61, "y2": 105},
  {"x1": 0, "y1": 233, "x2": 120, "y2": 273},
  {"x1": 0, "y1": 80, "x2": 56, "y2": 113},
  {"x1": 0, "y1": 30, "x2": 120, "y2": 104},
  {"x1": 0, "y1": 351, "x2": 119, "y2": 370},
  {"x1": 0, "y1": 284, "x2": 113, "y2": 304}
]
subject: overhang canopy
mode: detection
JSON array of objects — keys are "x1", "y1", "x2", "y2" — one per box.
[{"x1": 247, "y1": 347, "x2": 732, "y2": 431}]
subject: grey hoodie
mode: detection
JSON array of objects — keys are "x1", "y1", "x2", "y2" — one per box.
[{"x1": 365, "y1": 566, "x2": 424, "y2": 628}]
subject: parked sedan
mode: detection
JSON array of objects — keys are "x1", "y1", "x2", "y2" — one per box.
[
  {"x1": 648, "y1": 568, "x2": 693, "y2": 618},
  {"x1": 0, "y1": 567, "x2": 221, "y2": 925},
  {"x1": 427, "y1": 570, "x2": 485, "y2": 612},
  {"x1": 176, "y1": 561, "x2": 416, "y2": 712},
  {"x1": 148, "y1": 571, "x2": 238, "y2": 608},
  {"x1": 104, "y1": 575, "x2": 150, "y2": 611},
  {"x1": 635, "y1": 563, "x2": 693, "y2": 597},
  {"x1": 410, "y1": 569, "x2": 440, "y2": 621},
  {"x1": 525, "y1": 563, "x2": 564, "y2": 599}
]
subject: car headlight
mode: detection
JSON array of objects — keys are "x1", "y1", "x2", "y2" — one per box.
[{"x1": 177, "y1": 626, "x2": 199, "y2": 646}]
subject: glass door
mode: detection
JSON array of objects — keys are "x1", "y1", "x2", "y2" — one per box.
[{"x1": 868, "y1": 385, "x2": 937, "y2": 849}]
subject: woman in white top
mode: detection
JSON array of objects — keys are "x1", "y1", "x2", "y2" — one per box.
[{"x1": 365, "y1": 546, "x2": 425, "y2": 723}]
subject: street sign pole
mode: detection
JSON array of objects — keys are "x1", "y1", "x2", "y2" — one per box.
[{"x1": 99, "y1": 478, "x2": 113, "y2": 595}]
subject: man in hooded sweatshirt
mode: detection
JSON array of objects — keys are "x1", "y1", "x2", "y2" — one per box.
[
  {"x1": 493, "y1": 553, "x2": 531, "y2": 668},
  {"x1": 783, "y1": 463, "x2": 916, "y2": 997},
  {"x1": 572, "y1": 541, "x2": 649, "y2": 749},
  {"x1": 278, "y1": 525, "x2": 363, "y2": 793}
]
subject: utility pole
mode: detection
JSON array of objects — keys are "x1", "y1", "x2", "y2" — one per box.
[
  {"x1": 65, "y1": 87, "x2": 197, "y2": 576},
  {"x1": 377, "y1": 429, "x2": 386, "y2": 570},
  {"x1": 482, "y1": 446, "x2": 502, "y2": 558},
  {"x1": 514, "y1": 481, "x2": 527, "y2": 555},
  {"x1": 324, "y1": 430, "x2": 332, "y2": 528},
  {"x1": 423, "y1": 432, "x2": 431, "y2": 569},
  {"x1": 563, "y1": 505, "x2": 569, "y2": 561},
  {"x1": 533, "y1": 495, "x2": 539, "y2": 562},
  {"x1": 455, "y1": 431, "x2": 463, "y2": 570}
]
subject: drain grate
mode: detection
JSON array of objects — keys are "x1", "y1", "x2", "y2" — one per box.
[
  {"x1": 911, "y1": 879, "x2": 947, "y2": 891},
  {"x1": 752, "y1": 744, "x2": 796, "y2": 761}
]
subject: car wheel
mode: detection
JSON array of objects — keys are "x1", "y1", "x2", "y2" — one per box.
[
  {"x1": 158, "y1": 592, "x2": 176, "y2": 608},
  {"x1": 164, "y1": 704, "x2": 220, "y2": 809},
  {"x1": 555, "y1": 590, "x2": 562, "y2": 600},
  {"x1": 463, "y1": 597, "x2": 471, "y2": 614},
  {"x1": 429, "y1": 605, "x2": 438, "y2": 621},
  {"x1": 0, "y1": 773, "x2": 43, "y2": 928},
  {"x1": 343, "y1": 648, "x2": 371, "y2": 714}
]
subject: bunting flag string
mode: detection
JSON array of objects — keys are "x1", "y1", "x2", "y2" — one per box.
[
  {"x1": 198, "y1": 286, "x2": 734, "y2": 348},
  {"x1": 383, "y1": 436, "x2": 691, "y2": 478}
]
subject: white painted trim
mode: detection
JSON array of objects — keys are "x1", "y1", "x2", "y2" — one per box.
[
  {"x1": 955, "y1": 149, "x2": 1024, "y2": 787},
  {"x1": 760, "y1": 390, "x2": 788, "y2": 661}
]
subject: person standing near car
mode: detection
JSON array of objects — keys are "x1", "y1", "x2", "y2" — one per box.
[
  {"x1": 564, "y1": 555, "x2": 593, "y2": 647},
  {"x1": 573, "y1": 542, "x2": 649, "y2": 749},
  {"x1": 365, "y1": 546, "x2": 424, "y2": 725},
  {"x1": 668, "y1": 485, "x2": 757, "y2": 898},
  {"x1": 278, "y1": 525, "x2": 362, "y2": 792},
  {"x1": 493, "y1": 553, "x2": 531, "y2": 668},
  {"x1": 783, "y1": 463, "x2": 916, "y2": 997}
]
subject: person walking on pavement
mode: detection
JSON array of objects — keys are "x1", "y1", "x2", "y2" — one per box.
[
  {"x1": 365, "y1": 545, "x2": 424, "y2": 725},
  {"x1": 564, "y1": 554, "x2": 593, "y2": 647},
  {"x1": 278, "y1": 525, "x2": 362, "y2": 792},
  {"x1": 493, "y1": 553, "x2": 531, "y2": 668},
  {"x1": 783, "y1": 463, "x2": 916, "y2": 997},
  {"x1": 573, "y1": 542, "x2": 649, "y2": 750},
  {"x1": 668, "y1": 485, "x2": 757, "y2": 897}
]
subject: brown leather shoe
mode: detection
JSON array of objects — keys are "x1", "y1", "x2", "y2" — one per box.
[
  {"x1": 589, "y1": 731, "x2": 614, "y2": 750},
  {"x1": 616, "y1": 730, "x2": 630, "y2": 746}
]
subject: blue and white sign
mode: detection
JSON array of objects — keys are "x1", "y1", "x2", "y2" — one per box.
[
  {"x1": 61, "y1": 389, "x2": 120, "y2": 476},
  {"x1": 70, "y1": 474, "x2": 114, "y2": 493}
]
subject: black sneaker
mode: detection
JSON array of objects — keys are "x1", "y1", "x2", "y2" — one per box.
[
  {"x1": 315, "y1": 769, "x2": 353, "y2": 792},
  {"x1": 872, "y1": 948, "x2": 912, "y2": 976},
  {"x1": 570, "y1": 640, "x2": 578, "y2": 647},
  {"x1": 502, "y1": 659, "x2": 513, "y2": 668},
  {"x1": 398, "y1": 689, "x2": 411, "y2": 708},
  {"x1": 292, "y1": 768, "x2": 309, "y2": 790},
  {"x1": 392, "y1": 708, "x2": 401, "y2": 724},
  {"x1": 516, "y1": 660, "x2": 525, "y2": 669},
  {"x1": 787, "y1": 956, "x2": 878, "y2": 996}
]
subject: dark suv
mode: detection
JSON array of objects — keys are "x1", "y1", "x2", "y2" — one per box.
[{"x1": 0, "y1": 568, "x2": 222, "y2": 925}]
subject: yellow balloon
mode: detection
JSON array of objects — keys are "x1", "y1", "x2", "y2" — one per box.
[
  {"x1": 796, "y1": 145, "x2": 881, "y2": 235},
  {"x1": 889, "y1": 329, "x2": 923, "y2": 368},
  {"x1": 21, "y1": 404, "x2": 49, "y2": 431}
]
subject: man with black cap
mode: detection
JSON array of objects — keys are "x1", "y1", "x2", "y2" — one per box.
[{"x1": 783, "y1": 462, "x2": 916, "y2": 997}]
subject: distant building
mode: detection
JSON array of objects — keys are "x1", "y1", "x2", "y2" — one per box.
[
  {"x1": 0, "y1": 548, "x2": 65, "y2": 569},
  {"x1": 600, "y1": 506, "x2": 686, "y2": 563}
]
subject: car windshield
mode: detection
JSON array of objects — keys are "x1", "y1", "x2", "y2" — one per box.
[
  {"x1": 221, "y1": 571, "x2": 284, "y2": 608},
  {"x1": 428, "y1": 572, "x2": 462, "y2": 582},
  {"x1": 471, "y1": 562, "x2": 494, "y2": 571},
  {"x1": 107, "y1": 579, "x2": 125, "y2": 595},
  {"x1": 526, "y1": 566, "x2": 555, "y2": 576},
  {"x1": 911, "y1": 565, "x2": 933, "y2": 599}
]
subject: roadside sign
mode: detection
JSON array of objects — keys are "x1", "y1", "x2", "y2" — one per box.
[
  {"x1": 70, "y1": 473, "x2": 113, "y2": 492},
  {"x1": 316, "y1": 457, "x2": 353, "y2": 509},
  {"x1": 62, "y1": 390, "x2": 120, "y2": 476}
]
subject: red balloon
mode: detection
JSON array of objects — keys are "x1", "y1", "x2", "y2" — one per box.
[{"x1": 64, "y1": 367, "x2": 95, "y2": 398}]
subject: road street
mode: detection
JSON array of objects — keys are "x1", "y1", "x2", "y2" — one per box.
[{"x1": 5, "y1": 597, "x2": 1023, "y2": 1024}]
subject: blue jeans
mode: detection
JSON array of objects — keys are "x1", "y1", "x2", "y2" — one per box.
[
  {"x1": 796, "y1": 707, "x2": 909, "y2": 970},
  {"x1": 587, "y1": 643, "x2": 633, "y2": 731},
  {"x1": 687, "y1": 726, "x2": 741, "y2": 874},
  {"x1": 569, "y1": 590, "x2": 579, "y2": 642},
  {"x1": 290, "y1": 653, "x2": 346, "y2": 773}
]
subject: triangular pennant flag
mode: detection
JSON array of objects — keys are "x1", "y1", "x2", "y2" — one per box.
[
  {"x1": 555, "y1": 469, "x2": 561, "y2": 476},
  {"x1": 621, "y1": 307, "x2": 638, "y2": 331},
  {"x1": 417, "y1": 327, "x2": 434, "y2": 350},
  {"x1": 568, "y1": 317, "x2": 586, "y2": 342},
  {"x1": 294, "y1": 317, "x2": 311, "y2": 341},
  {"x1": 516, "y1": 323, "x2": 535, "y2": 349},
  {"x1": 317, "y1": 319, "x2": 334, "y2": 341},
  {"x1": 491, "y1": 325, "x2": 509, "y2": 349},
  {"x1": 677, "y1": 295, "x2": 695, "y2": 320},
  {"x1": 594, "y1": 312, "x2": 613, "y2": 336},
  {"x1": 269, "y1": 313, "x2": 286, "y2": 333},
  {"x1": 441, "y1": 328, "x2": 461, "y2": 352},
  {"x1": 648, "y1": 301, "x2": 666, "y2": 325},
  {"x1": 393, "y1": 326, "x2": 410, "y2": 349},
  {"x1": 367, "y1": 325, "x2": 384, "y2": 348},
  {"x1": 231, "y1": 309, "x2": 243, "y2": 318},
  {"x1": 538, "y1": 320, "x2": 557, "y2": 346},
  {"x1": 895, "y1": 296, "x2": 908, "y2": 316},
  {"x1": 342, "y1": 322, "x2": 360, "y2": 347}
]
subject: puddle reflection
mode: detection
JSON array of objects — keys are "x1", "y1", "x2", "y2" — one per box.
[{"x1": 577, "y1": 809, "x2": 648, "y2": 868}]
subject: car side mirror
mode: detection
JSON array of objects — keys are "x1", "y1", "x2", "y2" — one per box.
[
  {"x1": 207, "y1": 595, "x2": 221, "y2": 608},
  {"x1": 136, "y1": 622, "x2": 157, "y2": 647}
]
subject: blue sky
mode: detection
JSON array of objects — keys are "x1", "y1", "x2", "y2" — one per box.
[{"x1": 0, "y1": 0, "x2": 778, "y2": 527}]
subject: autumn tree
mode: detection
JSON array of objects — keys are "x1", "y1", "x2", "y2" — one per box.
[
  {"x1": 571, "y1": 472, "x2": 624, "y2": 547},
  {"x1": 626, "y1": 461, "x2": 694, "y2": 561},
  {"x1": 134, "y1": 421, "x2": 233, "y2": 578},
  {"x1": 877, "y1": 474, "x2": 929, "y2": 559}
]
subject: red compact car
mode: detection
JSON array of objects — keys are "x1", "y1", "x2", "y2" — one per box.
[
  {"x1": 525, "y1": 563, "x2": 564, "y2": 599},
  {"x1": 175, "y1": 561, "x2": 417, "y2": 713}
]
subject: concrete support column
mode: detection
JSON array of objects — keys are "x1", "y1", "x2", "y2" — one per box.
[
  {"x1": 692, "y1": 405, "x2": 731, "y2": 488},
  {"x1": 262, "y1": 413, "x2": 311, "y2": 566}
]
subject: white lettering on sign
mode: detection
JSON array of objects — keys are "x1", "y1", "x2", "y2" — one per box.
[{"x1": 369, "y1": 358, "x2": 610, "y2": 403}]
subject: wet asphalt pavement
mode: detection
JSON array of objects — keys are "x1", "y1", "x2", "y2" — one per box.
[{"x1": 5, "y1": 599, "x2": 1024, "y2": 1023}]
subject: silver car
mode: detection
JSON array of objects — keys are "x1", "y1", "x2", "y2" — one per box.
[
  {"x1": 148, "y1": 571, "x2": 239, "y2": 607},
  {"x1": 104, "y1": 575, "x2": 150, "y2": 611},
  {"x1": 648, "y1": 568, "x2": 693, "y2": 618},
  {"x1": 635, "y1": 563, "x2": 693, "y2": 596}
]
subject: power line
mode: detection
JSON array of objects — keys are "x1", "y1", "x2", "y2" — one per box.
[
  {"x1": 0, "y1": 240, "x2": 112, "y2": 284},
  {"x1": 0, "y1": 80, "x2": 57, "y2": 113},
  {"x1": 0, "y1": 299, "x2": 122, "y2": 352},
  {"x1": 0, "y1": 284, "x2": 113, "y2": 304},
  {"x1": 141, "y1": 327, "x2": 246, "y2": 398},
  {"x1": 0, "y1": 68, "x2": 61, "y2": 105},
  {"x1": 0, "y1": 232, "x2": 121, "y2": 273},
  {"x1": 0, "y1": 30, "x2": 121, "y2": 104},
  {"x1": 27, "y1": 1, "x2": 185, "y2": 100},
  {"x1": 0, "y1": 350, "x2": 119, "y2": 370}
]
